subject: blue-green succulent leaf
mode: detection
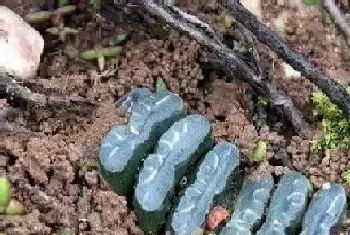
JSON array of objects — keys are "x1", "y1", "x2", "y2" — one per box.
[
  {"x1": 220, "y1": 174, "x2": 274, "y2": 235},
  {"x1": 256, "y1": 172, "x2": 310, "y2": 235},
  {"x1": 301, "y1": 183, "x2": 346, "y2": 235},
  {"x1": 170, "y1": 141, "x2": 240, "y2": 235}
]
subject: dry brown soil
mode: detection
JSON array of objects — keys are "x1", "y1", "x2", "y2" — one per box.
[{"x1": 1, "y1": 1, "x2": 350, "y2": 234}]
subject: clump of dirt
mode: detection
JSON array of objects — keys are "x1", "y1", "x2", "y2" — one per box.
[
  {"x1": 116, "y1": 30, "x2": 203, "y2": 97},
  {"x1": 307, "y1": 149, "x2": 350, "y2": 192},
  {"x1": 287, "y1": 135, "x2": 310, "y2": 173}
]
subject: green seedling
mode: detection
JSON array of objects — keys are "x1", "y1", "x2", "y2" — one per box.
[
  {"x1": 25, "y1": 11, "x2": 53, "y2": 24},
  {"x1": 25, "y1": 5, "x2": 77, "y2": 24},
  {"x1": 253, "y1": 140, "x2": 267, "y2": 162},
  {"x1": 56, "y1": 227, "x2": 73, "y2": 235},
  {"x1": 58, "y1": 0, "x2": 69, "y2": 8},
  {"x1": 5, "y1": 199, "x2": 24, "y2": 215},
  {"x1": 303, "y1": 0, "x2": 319, "y2": 6},
  {"x1": 46, "y1": 23, "x2": 79, "y2": 42},
  {"x1": 0, "y1": 175, "x2": 11, "y2": 208},
  {"x1": 81, "y1": 46, "x2": 122, "y2": 71},
  {"x1": 88, "y1": 0, "x2": 102, "y2": 13},
  {"x1": 257, "y1": 95, "x2": 269, "y2": 106},
  {"x1": 225, "y1": 15, "x2": 233, "y2": 28},
  {"x1": 322, "y1": 9, "x2": 332, "y2": 25},
  {"x1": 109, "y1": 34, "x2": 127, "y2": 46},
  {"x1": 155, "y1": 77, "x2": 168, "y2": 92}
]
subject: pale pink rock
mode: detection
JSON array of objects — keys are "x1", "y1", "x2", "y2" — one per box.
[{"x1": 0, "y1": 6, "x2": 44, "y2": 79}]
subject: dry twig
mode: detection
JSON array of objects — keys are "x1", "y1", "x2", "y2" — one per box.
[
  {"x1": 324, "y1": 0, "x2": 350, "y2": 45},
  {"x1": 134, "y1": 3, "x2": 309, "y2": 136},
  {"x1": 222, "y1": 1, "x2": 350, "y2": 125}
]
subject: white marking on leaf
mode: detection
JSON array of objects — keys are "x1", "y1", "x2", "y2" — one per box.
[
  {"x1": 326, "y1": 196, "x2": 338, "y2": 214},
  {"x1": 101, "y1": 142, "x2": 112, "y2": 148},
  {"x1": 213, "y1": 153, "x2": 219, "y2": 169},
  {"x1": 159, "y1": 139, "x2": 174, "y2": 150},
  {"x1": 180, "y1": 204, "x2": 196, "y2": 213},
  {"x1": 130, "y1": 125, "x2": 139, "y2": 134},
  {"x1": 183, "y1": 122, "x2": 188, "y2": 133},
  {"x1": 155, "y1": 95, "x2": 170, "y2": 106},
  {"x1": 242, "y1": 209, "x2": 256, "y2": 220},
  {"x1": 107, "y1": 146, "x2": 119, "y2": 162},
  {"x1": 145, "y1": 167, "x2": 157, "y2": 183},
  {"x1": 112, "y1": 132, "x2": 124, "y2": 141},
  {"x1": 173, "y1": 130, "x2": 180, "y2": 143},
  {"x1": 156, "y1": 154, "x2": 167, "y2": 164}
]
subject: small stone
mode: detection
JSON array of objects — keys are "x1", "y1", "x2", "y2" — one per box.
[
  {"x1": 282, "y1": 62, "x2": 301, "y2": 78},
  {"x1": 0, "y1": 6, "x2": 44, "y2": 79},
  {"x1": 85, "y1": 171, "x2": 98, "y2": 185}
]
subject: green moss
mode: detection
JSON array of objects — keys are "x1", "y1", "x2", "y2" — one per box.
[
  {"x1": 344, "y1": 169, "x2": 350, "y2": 184},
  {"x1": 310, "y1": 86, "x2": 350, "y2": 152},
  {"x1": 252, "y1": 140, "x2": 267, "y2": 162}
]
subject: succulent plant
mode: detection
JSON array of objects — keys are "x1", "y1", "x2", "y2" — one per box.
[
  {"x1": 167, "y1": 141, "x2": 240, "y2": 235},
  {"x1": 99, "y1": 89, "x2": 184, "y2": 198},
  {"x1": 256, "y1": 172, "x2": 311, "y2": 235},
  {"x1": 301, "y1": 183, "x2": 347, "y2": 235},
  {"x1": 134, "y1": 114, "x2": 213, "y2": 234},
  {"x1": 97, "y1": 88, "x2": 348, "y2": 235},
  {"x1": 81, "y1": 46, "x2": 122, "y2": 71},
  {"x1": 220, "y1": 174, "x2": 274, "y2": 235}
]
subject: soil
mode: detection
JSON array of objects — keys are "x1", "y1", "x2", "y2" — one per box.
[{"x1": 1, "y1": 1, "x2": 350, "y2": 234}]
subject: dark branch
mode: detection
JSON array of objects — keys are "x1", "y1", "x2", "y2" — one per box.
[
  {"x1": 223, "y1": 1, "x2": 350, "y2": 125},
  {"x1": 109, "y1": 3, "x2": 309, "y2": 136}
]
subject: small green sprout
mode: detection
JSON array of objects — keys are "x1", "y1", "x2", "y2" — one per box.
[
  {"x1": 225, "y1": 15, "x2": 233, "y2": 28},
  {"x1": 58, "y1": 0, "x2": 69, "y2": 8},
  {"x1": 88, "y1": 0, "x2": 102, "y2": 13},
  {"x1": 0, "y1": 175, "x2": 11, "y2": 208},
  {"x1": 257, "y1": 95, "x2": 269, "y2": 106},
  {"x1": 253, "y1": 140, "x2": 267, "y2": 162},
  {"x1": 25, "y1": 11, "x2": 53, "y2": 24},
  {"x1": 109, "y1": 34, "x2": 127, "y2": 46},
  {"x1": 303, "y1": 0, "x2": 319, "y2": 6},
  {"x1": 155, "y1": 77, "x2": 168, "y2": 92},
  {"x1": 56, "y1": 227, "x2": 73, "y2": 235},
  {"x1": 77, "y1": 159, "x2": 89, "y2": 169},
  {"x1": 25, "y1": 5, "x2": 77, "y2": 24},
  {"x1": 5, "y1": 199, "x2": 24, "y2": 215},
  {"x1": 322, "y1": 9, "x2": 332, "y2": 25},
  {"x1": 81, "y1": 46, "x2": 122, "y2": 71},
  {"x1": 344, "y1": 169, "x2": 350, "y2": 184},
  {"x1": 46, "y1": 23, "x2": 79, "y2": 42}
]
